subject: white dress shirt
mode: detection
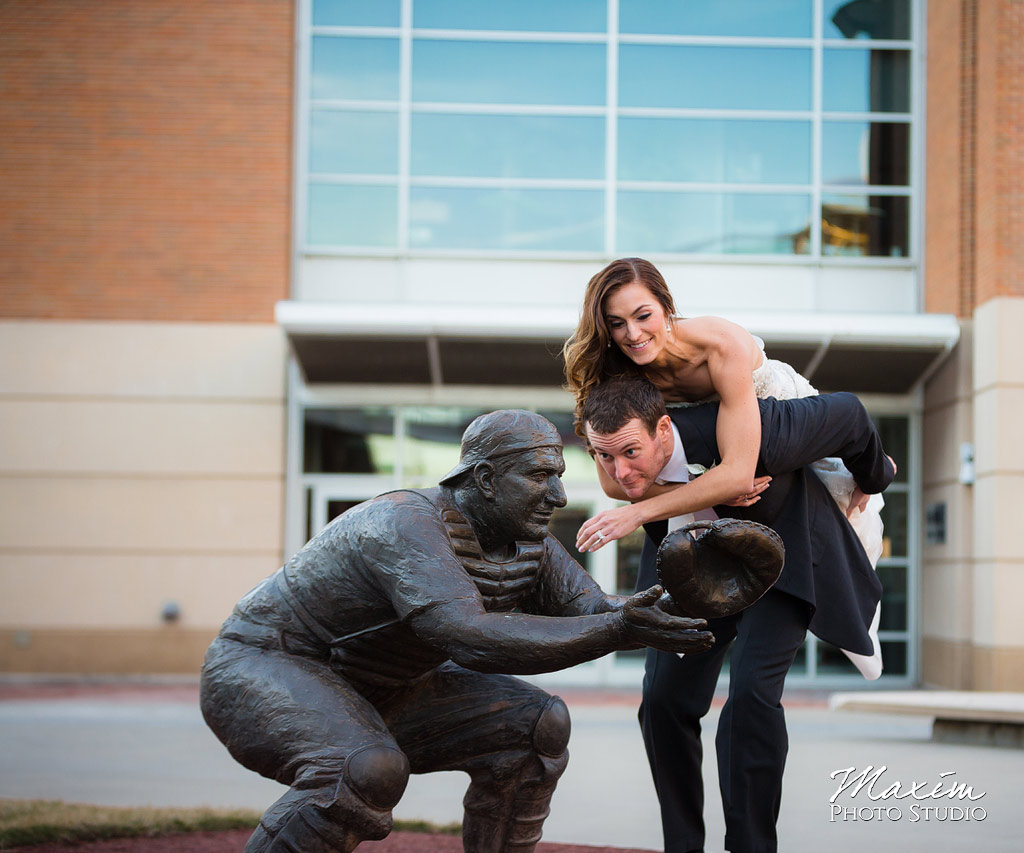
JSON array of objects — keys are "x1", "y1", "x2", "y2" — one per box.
[{"x1": 656, "y1": 421, "x2": 719, "y2": 533}]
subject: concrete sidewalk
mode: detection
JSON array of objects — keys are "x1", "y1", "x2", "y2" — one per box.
[{"x1": 0, "y1": 679, "x2": 1019, "y2": 852}]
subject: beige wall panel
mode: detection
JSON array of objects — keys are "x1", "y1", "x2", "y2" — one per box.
[
  {"x1": 988, "y1": 561, "x2": 1024, "y2": 647},
  {"x1": 921, "y1": 400, "x2": 973, "y2": 487},
  {"x1": 970, "y1": 645, "x2": 1024, "y2": 693},
  {"x1": 0, "y1": 477, "x2": 283, "y2": 553},
  {"x1": 0, "y1": 399, "x2": 284, "y2": 476},
  {"x1": 0, "y1": 321, "x2": 286, "y2": 400},
  {"x1": 920, "y1": 559, "x2": 973, "y2": 642},
  {"x1": 972, "y1": 473, "x2": 1024, "y2": 561},
  {"x1": 0, "y1": 553, "x2": 274, "y2": 630},
  {"x1": 923, "y1": 324, "x2": 972, "y2": 412},
  {"x1": 970, "y1": 561, "x2": 1024, "y2": 647},
  {"x1": 0, "y1": 628, "x2": 216, "y2": 675},
  {"x1": 974, "y1": 298, "x2": 1024, "y2": 390},
  {"x1": 973, "y1": 386, "x2": 1024, "y2": 476},
  {"x1": 920, "y1": 636, "x2": 972, "y2": 689},
  {"x1": 921, "y1": 482, "x2": 973, "y2": 561}
]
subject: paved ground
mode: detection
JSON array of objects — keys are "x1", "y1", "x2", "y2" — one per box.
[{"x1": 0, "y1": 678, "x2": 1019, "y2": 852}]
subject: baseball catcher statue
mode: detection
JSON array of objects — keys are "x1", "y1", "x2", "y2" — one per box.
[{"x1": 200, "y1": 409, "x2": 780, "y2": 852}]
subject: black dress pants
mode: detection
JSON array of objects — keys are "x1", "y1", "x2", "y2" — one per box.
[{"x1": 638, "y1": 589, "x2": 811, "y2": 853}]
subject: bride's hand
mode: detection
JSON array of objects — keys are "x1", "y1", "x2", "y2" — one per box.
[
  {"x1": 576, "y1": 505, "x2": 645, "y2": 552},
  {"x1": 720, "y1": 475, "x2": 771, "y2": 508}
]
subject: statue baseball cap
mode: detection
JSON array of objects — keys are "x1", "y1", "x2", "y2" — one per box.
[{"x1": 439, "y1": 409, "x2": 563, "y2": 485}]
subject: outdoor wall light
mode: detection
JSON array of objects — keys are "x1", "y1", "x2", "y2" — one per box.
[
  {"x1": 958, "y1": 442, "x2": 975, "y2": 485},
  {"x1": 161, "y1": 601, "x2": 181, "y2": 623}
]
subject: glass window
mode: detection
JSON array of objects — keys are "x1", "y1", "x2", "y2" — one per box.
[
  {"x1": 878, "y1": 563, "x2": 907, "y2": 631},
  {"x1": 311, "y1": 36, "x2": 400, "y2": 101},
  {"x1": 875, "y1": 416, "x2": 908, "y2": 483},
  {"x1": 823, "y1": 48, "x2": 910, "y2": 113},
  {"x1": 310, "y1": 110, "x2": 399, "y2": 174},
  {"x1": 313, "y1": 0, "x2": 400, "y2": 27},
  {"x1": 619, "y1": 45, "x2": 812, "y2": 111},
  {"x1": 304, "y1": 408, "x2": 396, "y2": 473},
  {"x1": 413, "y1": 0, "x2": 606, "y2": 33},
  {"x1": 816, "y1": 641, "x2": 860, "y2": 675},
  {"x1": 825, "y1": 0, "x2": 911, "y2": 40},
  {"x1": 412, "y1": 114, "x2": 604, "y2": 179},
  {"x1": 621, "y1": 0, "x2": 812, "y2": 37},
  {"x1": 880, "y1": 640, "x2": 907, "y2": 675},
  {"x1": 822, "y1": 120, "x2": 909, "y2": 186},
  {"x1": 880, "y1": 490, "x2": 908, "y2": 558},
  {"x1": 618, "y1": 118, "x2": 811, "y2": 185},
  {"x1": 413, "y1": 40, "x2": 605, "y2": 105},
  {"x1": 307, "y1": 183, "x2": 398, "y2": 247},
  {"x1": 409, "y1": 187, "x2": 604, "y2": 251},
  {"x1": 617, "y1": 191, "x2": 811, "y2": 255},
  {"x1": 403, "y1": 407, "x2": 489, "y2": 485},
  {"x1": 820, "y1": 192, "x2": 909, "y2": 257}
]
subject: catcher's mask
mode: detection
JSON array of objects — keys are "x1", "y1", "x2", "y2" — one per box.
[{"x1": 656, "y1": 519, "x2": 785, "y2": 619}]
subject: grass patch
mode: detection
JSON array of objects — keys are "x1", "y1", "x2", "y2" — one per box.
[{"x1": 0, "y1": 799, "x2": 460, "y2": 848}]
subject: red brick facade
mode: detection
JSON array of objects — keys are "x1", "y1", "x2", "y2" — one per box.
[
  {"x1": 0, "y1": 0, "x2": 293, "y2": 322},
  {"x1": 926, "y1": 0, "x2": 1024, "y2": 315}
]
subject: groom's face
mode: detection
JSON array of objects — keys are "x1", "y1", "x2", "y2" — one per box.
[{"x1": 585, "y1": 415, "x2": 673, "y2": 500}]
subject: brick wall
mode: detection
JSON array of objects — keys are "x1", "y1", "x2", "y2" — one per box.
[
  {"x1": 0, "y1": 0, "x2": 293, "y2": 322},
  {"x1": 974, "y1": 0, "x2": 1024, "y2": 304}
]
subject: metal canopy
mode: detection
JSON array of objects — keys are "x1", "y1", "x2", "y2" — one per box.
[{"x1": 276, "y1": 301, "x2": 961, "y2": 395}]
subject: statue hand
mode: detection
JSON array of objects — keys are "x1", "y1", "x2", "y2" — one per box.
[{"x1": 618, "y1": 585, "x2": 715, "y2": 654}]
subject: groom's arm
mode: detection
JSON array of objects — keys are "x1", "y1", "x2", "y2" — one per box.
[{"x1": 758, "y1": 392, "x2": 894, "y2": 494}]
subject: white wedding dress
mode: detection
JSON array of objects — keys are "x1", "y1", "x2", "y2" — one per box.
[{"x1": 750, "y1": 338, "x2": 884, "y2": 680}]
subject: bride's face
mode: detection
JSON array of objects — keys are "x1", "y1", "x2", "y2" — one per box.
[{"x1": 603, "y1": 281, "x2": 671, "y2": 367}]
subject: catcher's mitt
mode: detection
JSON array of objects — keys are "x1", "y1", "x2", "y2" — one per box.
[{"x1": 656, "y1": 519, "x2": 785, "y2": 619}]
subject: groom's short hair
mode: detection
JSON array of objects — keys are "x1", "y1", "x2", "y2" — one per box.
[{"x1": 581, "y1": 376, "x2": 667, "y2": 438}]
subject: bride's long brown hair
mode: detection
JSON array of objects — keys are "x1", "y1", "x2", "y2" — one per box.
[{"x1": 562, "y1": 258, "x2": 678, "y2": 436}]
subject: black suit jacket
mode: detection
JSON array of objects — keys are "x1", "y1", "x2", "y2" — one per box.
[{"x1": 637, "y1": 392, "x2": 893, "y2": 655}]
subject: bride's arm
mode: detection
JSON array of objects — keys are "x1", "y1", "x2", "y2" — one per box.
[{"x1": 577, "y1": 320, "x2": 765, "y2": 551}]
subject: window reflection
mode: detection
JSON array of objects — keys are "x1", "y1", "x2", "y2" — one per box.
[
  {"x1": 875, "y1": 416, "x2": 908, "y2": 483},
  {"x1": 409, "y1": 187, "x2": 604, "y2": 251},
  {"x1": 817, "y1": 193, "x2": 908, "y2": 257},
  {"x1": 620, "y1": 45, "x2": 812, "y2": 111},
  {"x1": 307, "y1": 183, "x2": 398, "y2": 247},
  {"x1": 313, "y1": 0, "x2": 400, "y2": 28},
  {"x1": 878, "y1": 564, "x2": 907, "y2": 631},
  {"x1": 618, "y1": 191, "x2": 811, "y2": 255},
  {"x1": 621, "y1": 0, "x2": 812, "y2": 37},
  {"x1": 826, "y1": 0, "x2": 911, "y2": 40},
  {"x1": 619, "y1": 118, "x2": 811, "y2": 185},
  {"x1": 823, "y1": 48, "x2": 910, "y2": 113},
  {"x1": 402, "y1": 406, "x2": 489, "y2": 485},
  {"x1": 304, "y1": 408, "x2": 395, "y2": 474},
  {"x1": 413, "y1": 40, "x2": 605, "y2": 105},
  {"x1": 311, "y1": 37, "x2": 400, "y2": 101},
  {"x1": 880, "y1": 490, "x2": 908, "y2": 558},
  {"x1": 310, "y1": 110, "x2": 399, "y2": 175},
  {"x1": 822, "y1": 120, "x2": 909, "y2": 186},
  {"x1": 412, "y1": 114, "x2": 604, "y2": 179},
  {"x1": 414, "y1": 0, "x2": 605, "y2": 33}
]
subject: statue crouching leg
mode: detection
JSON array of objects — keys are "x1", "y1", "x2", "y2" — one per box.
[
  {"x1": 461, "y1": 695, "x2": 571, "y2": 852},
  {"x1": 244, "y1": 743, "x2": 410, "y2": 853}
]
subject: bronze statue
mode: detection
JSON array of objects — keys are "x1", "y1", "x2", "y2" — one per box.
[{"x1": 200, "y1": 409, "x2": 776, "y2": 852}]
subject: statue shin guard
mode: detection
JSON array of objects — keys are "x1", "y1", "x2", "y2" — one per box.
[
  {"x1": 245, "y1": 745, "x2": 409, "y2": 853},
  {"x1": 462, "y1": 750, "x2": 569, "y2": 852}
]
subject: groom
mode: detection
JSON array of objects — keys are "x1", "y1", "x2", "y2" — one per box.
[{"x1": 580, "y1": 376, "x2": 894, "y2": 853}]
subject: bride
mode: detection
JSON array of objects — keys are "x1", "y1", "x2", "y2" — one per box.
[{"x1": 562, "y1": 257, "x2": 889, "y2": 678}]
